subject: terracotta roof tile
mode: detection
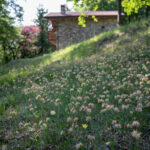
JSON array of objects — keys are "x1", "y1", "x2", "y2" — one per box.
[{"x1": 45, "y1": 11, "x2": 120, "y2": 18}]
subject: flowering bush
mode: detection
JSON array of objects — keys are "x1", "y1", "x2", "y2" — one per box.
[{"x1": 20, "y1": 26, "x2": 41, "y2": 58}]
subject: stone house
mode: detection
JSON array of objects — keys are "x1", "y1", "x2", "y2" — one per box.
[{"x1": 45, "y1": 5, "x2": 121, "y2": 49}]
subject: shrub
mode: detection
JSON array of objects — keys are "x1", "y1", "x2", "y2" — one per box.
[{"x1": 20, "y1": 26, "x2": 41, "y2": 58}]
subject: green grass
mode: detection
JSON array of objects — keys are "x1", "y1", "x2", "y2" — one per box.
[
  {"x1": 0, "y1": 18, "x2": 150, "y2": 149},
  {"x1": 0, "y1": 18, "x2": 149, "y2": 85}
]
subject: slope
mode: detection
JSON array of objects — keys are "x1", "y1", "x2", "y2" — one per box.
[
  {"x1": 0, "y1": 18, "x2": 150, "y2": 149},
  {"x1": 0, "y1": 18, "x2": 150, "y2": 85}
]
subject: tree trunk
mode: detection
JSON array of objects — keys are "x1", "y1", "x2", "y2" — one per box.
[
  {"x1": 117, "y1": 0, "x2": 122, "y2": 25},
  {"x1": 146, "y1": 6, "x2": 150, "y2": 17}
]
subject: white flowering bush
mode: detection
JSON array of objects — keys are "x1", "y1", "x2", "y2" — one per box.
[{"x1": 0, "y1": 18, "x2": 150, "y2": 149}]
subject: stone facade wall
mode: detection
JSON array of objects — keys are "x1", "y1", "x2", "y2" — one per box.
[{"x1": 57, "y1": 17, "x2": 117, "y2": 49}]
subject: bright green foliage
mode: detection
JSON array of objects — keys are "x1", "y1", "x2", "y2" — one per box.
[
  {"x1": 78, "y1": 13, "x2": 88, "y2": 27},
  {"x1": 122, "y1": 0, "x2": 150, "y2": 15},
  {"x1": 0, "y1": 18, "x2": 150, "y2": 149},
  {"x1": 72, "y1": 0, "x2": 117, "y2": 11},
  {"x1": 68, "y1": 0, "x2": 117, "y2": 27},
  {"x1": 69, "y1": 0, "x2": 150, "y2": 15}
]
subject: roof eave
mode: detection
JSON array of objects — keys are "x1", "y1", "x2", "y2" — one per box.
[{"x1": 45, "y1": 15, "x2": 120, "y2": 18}]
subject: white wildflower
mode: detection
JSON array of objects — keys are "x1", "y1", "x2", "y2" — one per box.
[
  {"x1": 131, "y1": 130, "x2": 141, "y2": 139},
  {"x1": 75, "y1": 142, "x2": 83, "y2": 150},
  {"x1": 132, "y1": 121, "x2": 140, "y2": 127},
  {"x1": 50, "y1": 110, "x2": 56, "y2": 115},
  {"x1": 87, "y1": 135, "x2": 95, "y2": 140}
]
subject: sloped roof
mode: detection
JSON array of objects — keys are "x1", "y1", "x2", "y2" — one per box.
[{"x1": 45, "y1": 11, "x2": 119, "y2": 18}]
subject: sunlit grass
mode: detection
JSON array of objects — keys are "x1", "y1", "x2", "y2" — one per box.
[{"x1": 0, "y1": 18, "x2": 149, "y2": 84}]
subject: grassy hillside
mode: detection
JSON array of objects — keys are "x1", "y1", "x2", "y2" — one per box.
[
  {"x1": 0, "y1": 18, "x2": 149, "y2": 85},
  {"x1": 0, "y1": 18, "x2": 150, "y2": 149}
]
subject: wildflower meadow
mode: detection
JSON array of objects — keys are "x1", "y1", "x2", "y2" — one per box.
[{"x1": 0, "y1": 18, "x2": 150, "y2": 149}]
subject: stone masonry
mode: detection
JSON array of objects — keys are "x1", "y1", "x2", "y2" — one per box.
[
  {"x1": 56, "y1": 17, "x2": 117, "y2": 49},
  {"x1": 45, "y1": 5, "x2": 120, "y2": 50}
]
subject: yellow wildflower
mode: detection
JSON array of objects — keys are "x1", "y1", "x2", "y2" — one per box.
[{"x1": 82, "y1": 124, "x2": 88, "y2": 129}]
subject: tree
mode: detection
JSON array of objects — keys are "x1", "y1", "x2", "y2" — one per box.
[
  {"x1": 68, "y1": 0, "x2": 120, "y2": 26},
  {"x1": 68, "y1": 0, "x2": 150, "y2": 26},
  {"x1": 73, "y1": 0, "x2": 117, "y2": 11},
  {"x1": 0, "y1": 0, "x2": 23, "y2": 63},
  {"x1": 20, "y1": 26, "x2": 41, "y2": 58},
  {"x1": 122, "y1": 0, "x2": 150, "y2": 15},
  {"x1": 118, "y1": 0, "x2": 122, "y2": 25},
  {"x1": 1, "y1": 27, "x2": 22, "y2": 62},
  {"x1": 35, "y1": 6, "x2": 52, "y2": 54},
  {"x1": 69, "y1": 0, "x2": 150, "y2": 15}
]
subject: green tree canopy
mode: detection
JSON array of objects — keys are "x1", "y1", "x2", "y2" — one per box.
[
  {"x1": 68, "y1": 0, "x2": 150, "y2": 15},
  {"x1": 0, "y1": 0, "x2": 23, "y2": 41},
  {"x1": 122, "y1": 0, "x2": 150, "y2": 15},
  {"x1": 35, "y1": 5, "x2": 53, "y2": 54},
  {"x1": 72, "y1": 0, "x2": 117, "y2": 11},
  {"x1": 0, "y1": 0, "x2": 23, "y2": 63}
]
